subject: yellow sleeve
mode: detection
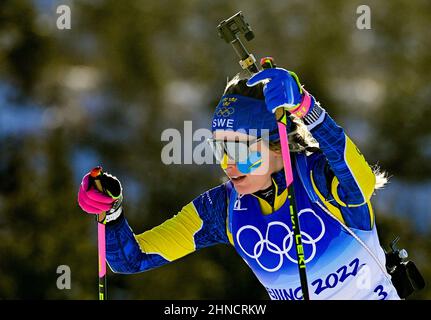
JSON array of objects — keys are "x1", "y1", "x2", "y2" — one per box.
[
  {"x1": 337, "y1": 136, "x2": 376, "y2": 206},
  {"x1": 134, "y1": 202, "x2": 203, "y2": 262}
]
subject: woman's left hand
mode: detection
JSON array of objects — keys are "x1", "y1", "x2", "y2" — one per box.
[{"x1": 247, "y1": 68, "x2": 307, "y2": 115}]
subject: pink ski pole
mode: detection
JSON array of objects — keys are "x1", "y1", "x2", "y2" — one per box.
[{"x1": 90, "y1": 166, "x2": 107, "y2": 300}]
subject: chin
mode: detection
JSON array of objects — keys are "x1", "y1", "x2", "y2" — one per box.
[{"x1": 232, "y1": 183, "x2": 259, "y2": 195}]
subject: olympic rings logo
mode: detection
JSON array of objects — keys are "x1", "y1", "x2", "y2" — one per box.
[
  {"x1": 236, "y1": 208, "x2": 325, "y2": 272},
  {"x1": 216, "y1": 107, "x2": 234, "y2": 117}
]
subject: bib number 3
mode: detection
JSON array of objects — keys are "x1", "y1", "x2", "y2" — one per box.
[{"x1": 374, "y1": 285, "x2": 388, "y2": 300}]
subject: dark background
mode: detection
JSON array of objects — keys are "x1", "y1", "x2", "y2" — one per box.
[{"x1": 0, "y1": 0, "x2": 430, "y2": 299}]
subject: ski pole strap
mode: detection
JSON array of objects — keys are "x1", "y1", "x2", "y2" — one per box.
[{"x1": 290, "y1": 89, "x2": 312, "y2": 118}]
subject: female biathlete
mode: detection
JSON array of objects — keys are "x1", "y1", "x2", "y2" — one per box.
[{"x1": 77, "y1": 67, "x2": 400, "y2": 300}]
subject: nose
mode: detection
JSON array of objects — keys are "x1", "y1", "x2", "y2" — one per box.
[
  {"x1": 220, "y1": 153, "x2": 236, "y2": 170},
  {"x1": 223, "y1": 161, "x2": 241, "y2": 177}
]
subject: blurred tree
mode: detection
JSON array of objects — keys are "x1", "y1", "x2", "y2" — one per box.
[{"x1": 0, "y1": 0, "x2": 430, "y2": 299}]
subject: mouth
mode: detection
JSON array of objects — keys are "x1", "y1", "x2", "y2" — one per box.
[{"x1": 230, "y1": 175, "x2": 247, "y2": 184}]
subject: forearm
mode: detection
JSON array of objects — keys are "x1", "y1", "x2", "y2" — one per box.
[
  {"x1": 79, "y1": 171, "x2": 228, "y2": 273},
  {"x1": 106, "y1": 192, "x2": 229, "y2": 273}
]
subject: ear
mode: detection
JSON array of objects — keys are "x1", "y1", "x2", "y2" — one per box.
[
  {"x1": 269, "y1": 146, "x2": 282, "y2": 157},
  {"x1": 271, "y1": 149, "x2": 285, "y2": 173}
]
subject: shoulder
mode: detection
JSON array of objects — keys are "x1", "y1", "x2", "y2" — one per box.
[
  {"x1": 303, "y1": 150, "x2": 329, "y2": 175},
  {"x1": 301, "y1": 151, "x2": 334, "y2": 196},
  {"x1": 305, "y1": 149, "x2": 325, "y2": 161},
  {"x1": 192, "y1": 181, "x2": 230, "y2": 220},
  {"x1": 190, "y1": 181, "x2": 232, "y2": 246}
]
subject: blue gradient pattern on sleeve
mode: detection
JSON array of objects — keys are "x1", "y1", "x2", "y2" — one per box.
[
  {"x1": 192, "y1": 183, "x2": 230, "y2": 249},
  {"x1": 310, "y1": 114, "x2": 364, "y2": 203},
  {"x1": 105, "y1": 183, "x2": 230, "y2": 273},
  {"x1": 308, "y1": 115, "x2": 373, "y2": 230}
]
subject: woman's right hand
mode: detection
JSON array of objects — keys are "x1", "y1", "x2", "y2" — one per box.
[{"x1": 77, "y1": 170, "x2": 123, "y2": 221}]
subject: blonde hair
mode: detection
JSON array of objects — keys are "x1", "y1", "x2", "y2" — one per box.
[{"x1": 266, "y1": 116, "x2": 319, "y2": 154}]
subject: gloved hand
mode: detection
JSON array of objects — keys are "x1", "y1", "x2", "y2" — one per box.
[
  {"x1": 246, "y1": 68, "x2": 314, "y2": 118},
  {"x1": 77, "y1": 169, "x2": 123, "y2": 223}
]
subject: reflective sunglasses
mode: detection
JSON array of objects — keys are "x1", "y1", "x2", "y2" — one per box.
[{"x1": 207, "y1": 136, "x2": 264, "y2": 164}]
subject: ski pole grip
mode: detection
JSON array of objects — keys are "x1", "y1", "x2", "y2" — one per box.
[
  {"x1": 260, "y1": 57, "x2": 285, "y2": 121},
  {"x1": 90, "y1": 166, "x2": 106, "y2": 223},
  {"x1": 260, "y1": 56, "x2": 276, "y2": 69},
  {"x1": 90, "y1": 166, "x2": 104, "y2": 193}
]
